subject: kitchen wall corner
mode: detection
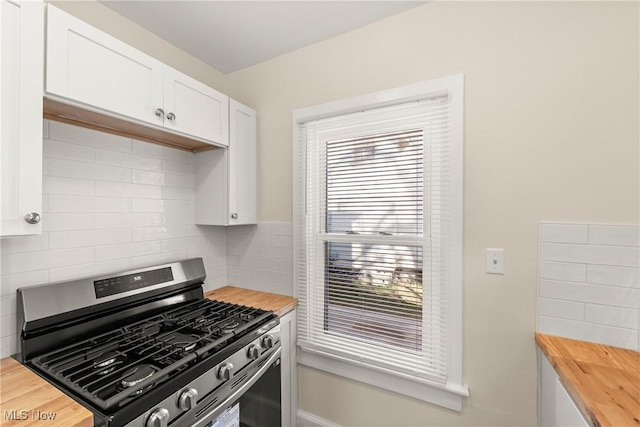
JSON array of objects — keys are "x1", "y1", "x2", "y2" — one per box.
[{"x1": 0, "y1": 120, "x2": 228, "y2": 358}]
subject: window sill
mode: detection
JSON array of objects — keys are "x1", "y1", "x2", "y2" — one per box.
[{"x1": 298, "y1": 347, "x2": 469, "y2": 412}]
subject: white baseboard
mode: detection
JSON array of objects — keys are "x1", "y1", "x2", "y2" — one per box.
[{"x1": 297, "y1": 409, "x2": 342, "y2": 427}]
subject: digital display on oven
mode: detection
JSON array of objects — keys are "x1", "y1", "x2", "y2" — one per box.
[{"x1": 94, "y1": 267, "x2": 174, "y2": 298}]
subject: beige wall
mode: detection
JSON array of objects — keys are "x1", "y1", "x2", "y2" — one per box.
[
  {"x1": 49, "y1": 1, "x2": 225, "y2": 91},
  {"x1": 224, "y1": 2, "x2": 639, "y2": 426}
]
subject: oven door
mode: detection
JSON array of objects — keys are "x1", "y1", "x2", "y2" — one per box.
[{"x1": 189, "y1": 347, "x2": 282, "y2": 427}]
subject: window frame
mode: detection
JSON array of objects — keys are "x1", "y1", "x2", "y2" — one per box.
[{"x1": 292, "y1": 74, "x2": 467, "y2": 411}]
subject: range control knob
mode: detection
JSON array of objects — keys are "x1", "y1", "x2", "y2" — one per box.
[
  {"x1": 217, "y1": 362, "x2": 233, "y2": 381},
  {"x1": 262, "y1": 335, "x2": 275, "y2": 349},
  {"x1": 247, "y1": 344, "x2": 260, "y2": 360},
  {"x1": 178, "y1": 388, "x2": 198, "y2": 411},
  {"x1": 146, "y1": 408, "x2": 169, "y2": 427}
]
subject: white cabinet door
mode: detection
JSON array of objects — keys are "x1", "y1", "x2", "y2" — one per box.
[
  {"x1": 1, "y1": 0, "x2": 43, "y2": 236},
  {"x1": 163, "y1": 67, "x2": 229, "y2": 146},
  {"x1": 195, "y1": 99, "x2": 257, "y2": 226},
  {"x1": 279, "y1": 310, "x2": 297, "y2": 427},
  {"x1": 228, "y1": 99, "x2": 256, "y2": 225},
  {"x1": 539, "y1": 353, "x2": 589, "y2": 427},
  {"x1": 46, "y1": 5, "x2": 164, "y2": 128}
]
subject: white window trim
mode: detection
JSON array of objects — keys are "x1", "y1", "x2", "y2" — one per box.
[{"x1": 292, "y1": 74, "x2": 467, "y2": 411}]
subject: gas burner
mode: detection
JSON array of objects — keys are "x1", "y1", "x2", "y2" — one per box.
[
  {"x1": 94, "y1": 351, "x2": 124, "y2": 375},
  {"x1": 117, "y1": 364, "x2": 157, "y2": 395},
  {"x1": 171, "y1": 332, "x2": 200, "y2": 353},
  {"x1": 221, "y1": 320, "x2": 240, "y2": 334},
  {"x1": 95, "y1": 351, "x2": 118, "y2": 368}
]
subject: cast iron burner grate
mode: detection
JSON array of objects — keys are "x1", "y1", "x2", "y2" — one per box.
[{"x1": 30, "y1": 299, "x2": 272, "y2": 411}]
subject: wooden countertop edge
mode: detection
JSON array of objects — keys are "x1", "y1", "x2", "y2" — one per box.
[
  {"x1": 535, "y1": 332, "x2": 640, "y2": 427},
  {"x1": 0, "y1": 358, "x2": 93, "y2": 427},
  {"x1": 204, "y1": 286, "x2": 297, "y2": 317}
]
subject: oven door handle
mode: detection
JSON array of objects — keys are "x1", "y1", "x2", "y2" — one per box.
[{"x1": 191, "y1": 346, "x2": 282, "y2": 427}]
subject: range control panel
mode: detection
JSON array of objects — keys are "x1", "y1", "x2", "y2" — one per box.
[{"x1": 94, "y1": 267, "x2": 174, "y2": 298}]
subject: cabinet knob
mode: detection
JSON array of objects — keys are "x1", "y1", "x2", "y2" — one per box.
[
  {"x1": 24, "y1": 212, "x2": 41, "y2": 224},
  {"x1": 155, "y1": 108, "x2": 165, "y2": 118},
  {"x1": 166, "y1": 112, "x2": 176, "y2": 121},
  {"x1": 231, "y1": 213, "x2": 238, "y2": 220}
]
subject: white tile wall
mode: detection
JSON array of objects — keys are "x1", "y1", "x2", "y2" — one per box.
[
  {"x1": 537, "y1": 223, "x2": 640, "y2": 350},
  {"x1": 227, "y1": 223, "x2": 293, "y2": 297},
  {"x1": 0, "y1": 121, "x2": 227, "y2": 358}
]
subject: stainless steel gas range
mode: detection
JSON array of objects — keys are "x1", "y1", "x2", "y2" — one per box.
[{"x1": 15, "y1": 258, "x2": 282, "y2": 427}]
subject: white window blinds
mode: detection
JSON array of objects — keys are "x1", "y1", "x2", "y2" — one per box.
[{"x1": 295, "y1": 95, "x2": 454, "y2": 385}]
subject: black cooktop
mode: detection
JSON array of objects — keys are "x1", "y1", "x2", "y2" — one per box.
[{"x1": 30, "y1": 298, "x2": 273, "y2": 411}]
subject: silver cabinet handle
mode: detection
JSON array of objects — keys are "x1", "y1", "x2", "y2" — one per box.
[
  {"x1": 166, "y1": 112, "x2": 176, "y2": 121},
  {"x1": 24, "y1": 212, "x2": 41, "y2": 224},
  {"x1": 231, "y1": 213, "x2": 238, "y2": 220},
  {"x1": 155, "y1": 108, "x2": 165, "y2": 118}
]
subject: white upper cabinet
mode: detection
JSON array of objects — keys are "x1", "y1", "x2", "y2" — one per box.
[
  {"x1": 195, "y1": 100, "x2": 257, "y2": 226},
  {"x1": 228, "y1": 99, "x2": 257, "y2": 224},
  {"x1": 163, "y1": 68, "x2": 229, "y2": 146},
  {"x1": 46, "y1": 4, "x2": 164, "y2": 128},
  {"x1": 1, "y1": 0, "x2": 44, "y2": 236},
  {"x1": 45, "y1": 5, "x2": 229, "y2": 147}
]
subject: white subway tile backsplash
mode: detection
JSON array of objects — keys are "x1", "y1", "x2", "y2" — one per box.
[
  {"x1": 538, "y1": 223, "x2": 640, "y2": 350},
  {"x1": 540, "y1": 224, "x2": 588, "y2": 244},
  {"x1": 132, "y1": 140, "x2": 188, "y2": 162},
  {"x1": 540, "y1": 280, "x2": 639, "y2": 309},
  {"x1": 96, "y1": 149, "x2": 162, "y2": 172},
  {"x1": 96, "y1": 182, "x2": 161, "y2": 199},
  {"x1": 585, "y1": 304, "x2": 639, "y2": 329},
  {"x1": 43, "y1": 213, "x2": 96, "y2": 231},
  {"x1": 0, "y1": 294, "x2": 17, "y2": 315},
  {"x1": 226, "y1": 223, "x2": 293, "y2": 296},
  {"x1": 131, "y1": 250, "x2": 187, "y2": 268},
  {"x1": 1, "y1": 234, "x2": 49, "y2": 254},
  {"x1": 132, "y1": 171, "x2": 164, "y2": 186},
  {"x1": 132, "y1": 226, "x2": 185, "y2": 242},
  {"x1": 48, "y1": 259, "x2": 133, "y2": 283},
  {"x1": 0, "y1": 314, "x2": 16, "y2": 337},
  {"x1": 2, "y1": 248, "x2": 94, "y2": 275},
  {"x1": 163, "y1": 173, "x2": 191, "y2": 188},
  {"x1": 588, "y1": 225, "x2": 640, "y2": 247},
  {"x1": 161, "y1": 186, "x2": 195, "y2": 200},
  {"x1": 538, "y1": 297, "x2": 585, "y2": 320},
  {"x1": 539, "y1": 261, "x2": 586, "y2": 282},
  {"x1": 538, "y1": 316, "x2": 638, "y2": 350},
  {"x1": 162, "y1": 159, "x2": 193, "y2": 174},
  {"x1": 49, "y1": 121, "x2": 132, "y2": 153},
  {"x1": 0, "y1": 335, "x2": 17, "y2": 359},
  {"x1": 43, "y1": 139, "x2": 94, "y2": 162},
  {"x1": 95, "y1": 241, "x2": 162, "y2": 262},
  {"x1": 48, "y1": 230, "x2": 95, "y2": 249},
  {"x1": 48, "y1": 158, "x2": 132, "y2": 183},
  {"x1": 95, "y1": 213, "x2": 162, "y2": 229},
  {"x1": 0, "y1": 270, "x2": 49, "y2": 296},
  {"x1": 540, "y1": 242, "x2": 639, "y2": 268},
  {"x1": 49, "y1": 195, "x2": 131, "y2": 213},
  {"x1": 587, "y1": 265, "x2": 640, "y2": 288},
  {"x1": 162, "y1": 212, "x2": 195, "y2": 226},
  {"x1": 43, "y1": 176, "x2": 95, "y2": 196}
]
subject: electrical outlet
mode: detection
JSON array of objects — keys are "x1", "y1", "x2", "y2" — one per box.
[{"x1": 486, "y1": 248, "x2": 504, "y2": 275}]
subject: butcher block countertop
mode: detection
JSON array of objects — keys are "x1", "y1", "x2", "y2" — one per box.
[
  {"x1": 0, "y1": 286, "x2": 295, "y2": 426},
  {"x1": 0, "y1": 358, "x2": 92, "y2": 427},
  {"x1": 536, "y1": 333, "x2": 640, "y2": 427},
  {"x1": 205, "y1": 286, "x2": 297, "y2": 316}
]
